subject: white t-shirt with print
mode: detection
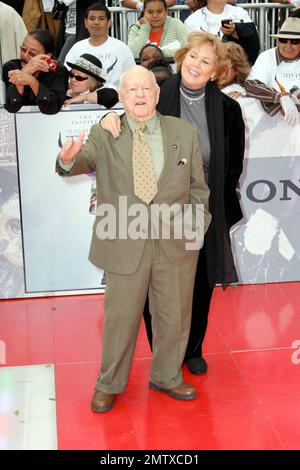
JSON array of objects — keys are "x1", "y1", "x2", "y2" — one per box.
[
  {"x1": 248, "y1": 47, "x2": 300, "y2": 93},
  {"x1": 64, "y1": 36, "x2": 136, "y2": 88},
  {"x1": 184, "y1": 5, "x2": 253, "y2": 39}
]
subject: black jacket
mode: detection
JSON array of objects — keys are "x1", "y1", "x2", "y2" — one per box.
[
  {"x1": 228, "y1": 22, "x2": 260, "y2": 65},
  {"x1": 158, "y1": 73, "x2": 245, "y2": 285},
  {"x1": 2, "y1": 59, "x2": 69, "y2": 114}
]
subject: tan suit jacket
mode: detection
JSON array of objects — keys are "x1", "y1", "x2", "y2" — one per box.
[{"x1": 57, "y1": 113, "x2": 211, "y2": 274}]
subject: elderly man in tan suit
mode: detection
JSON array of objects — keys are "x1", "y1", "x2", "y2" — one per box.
[{"x1": 57, "y1": 65, "x2": 211, "y2": 413}]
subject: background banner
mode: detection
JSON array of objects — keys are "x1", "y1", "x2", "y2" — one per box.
[{"x1": 0, "y1": 99, "x2": 299, "y2": 298}]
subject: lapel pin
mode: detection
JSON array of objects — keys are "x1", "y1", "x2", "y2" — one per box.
[
  {"x1": 173, "y1": 144, "x2": 177, "y2": 149},
  {"x1": 177, "y1": 159, "x2": 187, "y2": 166}
]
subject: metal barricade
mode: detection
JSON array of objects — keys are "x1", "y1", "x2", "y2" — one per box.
[{"x1": 108, "y1": 3, "x2": 291, "y2": 51}]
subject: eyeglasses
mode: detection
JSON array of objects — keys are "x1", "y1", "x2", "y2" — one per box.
[
  {"x1": 278, "y1": 38, "x2": 300, "y2": 45},
  {"x1": 69, "y1": 72, "x2": 89, "y2": 81},
  {"x1": 20, "y1": 46, "x2": 39, "y2": 58}
]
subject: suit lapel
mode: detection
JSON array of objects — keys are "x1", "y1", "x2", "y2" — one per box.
[
  {"x1": 158, "y1": 116, "x2": 181, "y2": 190},
  {"x1": 114, "y1": 116, "x2": 133, "y2": 173}
]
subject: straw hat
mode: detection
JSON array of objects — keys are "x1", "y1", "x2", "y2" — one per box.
[
  {"x1": 67, "y1": 54, "x2": 107, "y2": 82},
  {"x1": 271, "y1": 17, "x2": 300, "y2": 39}
]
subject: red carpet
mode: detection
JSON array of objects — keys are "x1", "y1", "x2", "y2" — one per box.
[{"x1": 0, "y1": 282, "x2": 299, "y2": 449}]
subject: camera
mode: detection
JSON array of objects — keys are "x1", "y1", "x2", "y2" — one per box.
[
  {"x1": 221, "y1": 19, "x2": 231, "y2": 27},
  {"x1": 44, "y1": 57, "x2": 59, "y2": 72}
]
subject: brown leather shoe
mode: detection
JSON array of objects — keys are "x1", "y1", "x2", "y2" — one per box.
[
  {"x1": 149, "y1": 381, "x2": 197, "y2": 400},
  {"x1": 91, "y1": 390, "x2": 114, "y2": 413}
]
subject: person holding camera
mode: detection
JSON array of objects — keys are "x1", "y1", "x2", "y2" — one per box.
[
  {"x1": 2, "y1": 28, "x2": 69, "y2": 114},
  {"x1": 184, "y1": 0, "x2": 260, "y2": 65}
]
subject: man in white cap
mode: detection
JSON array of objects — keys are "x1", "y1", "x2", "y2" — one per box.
[{"x1": 245, "y1": 17, "x2": 300, "y2": 125}]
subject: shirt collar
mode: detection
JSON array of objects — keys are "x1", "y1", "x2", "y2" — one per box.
[{"x1": 126, "y1": 114, "x2": 159, "y2": 135}]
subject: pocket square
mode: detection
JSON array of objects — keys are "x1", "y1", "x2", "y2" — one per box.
[{"x1": 177, "y1": 158, "x2": 187, "y2": 166}]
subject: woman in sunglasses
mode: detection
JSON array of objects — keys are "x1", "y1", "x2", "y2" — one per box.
[
  {"x1": 245, "y1": 17, "x2": 300, "y2": 126},
  {"x1": 2, "y1": 28, "x2": 69, "y2": 115},
  {"x1": 64, "y1": 54, "x2": 118, "y2": 108}
]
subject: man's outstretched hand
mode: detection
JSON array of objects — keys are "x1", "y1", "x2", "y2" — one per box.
[{"x1": 60, "y1": 131, "x2": 85, "y2": 164}]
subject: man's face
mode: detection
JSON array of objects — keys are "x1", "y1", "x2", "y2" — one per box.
[
  {"x1": 277, "y1": 38, "x2": 300, "y2": 61},
  {"x1": 84, "y1": 10, "x2": 110, "y2": 39},
  {"x1": 119, "y1": 68, "x2": 160, "y2": 121}
]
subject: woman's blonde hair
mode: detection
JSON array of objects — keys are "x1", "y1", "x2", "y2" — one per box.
[
  {"x1": 174, "y1": 32, "x2": 229, "y2": 81},
  {"x1": 88, "y1": 77, "x2": 103, "y2": 92},
  {"x1": 222, "y1": 42, "x2": 251, "y2": 85}
]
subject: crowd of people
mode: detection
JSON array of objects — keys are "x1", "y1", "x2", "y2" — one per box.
[
  {"x1": 1, "y1": 1, "x2": 300, "y2": 115},
  {"x1": 1, "y1": 0, "x2": 300, "y2": 410}
]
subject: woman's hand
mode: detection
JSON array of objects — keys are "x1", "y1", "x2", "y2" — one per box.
[
  {"x1": 60, "y1": 131, "x2": 85, "y2": 164},
  {"x1": 100, "y1": 112, "x2": 121, "y2": 138},
  {"x1": 64, "y1": 94, "x2": 86, "y2": 106},
  {"x1": 22, "y1": 54, "x2": 51, "y2": 75},
  {"x1": 139, "y1": 16, "x2": 150, "y2": 26},
  {"x1": 9, "y1": 69, "x2": 35, "y2": 87},
  {"x1": 228, "y1": 91, "x2": 243, "y2": 99}
]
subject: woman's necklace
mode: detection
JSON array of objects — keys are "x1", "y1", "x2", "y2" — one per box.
[{"x1": 180, "y1": 87, "x2": 205, "y2": 105}]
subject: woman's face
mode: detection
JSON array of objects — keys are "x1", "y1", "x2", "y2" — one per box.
[
  {"x1": 69, "y1": 69, "x2": 91, "y2": 95},
  {"x1": 20, "y1": 35, "x2": 46, "y2": 66},
  {"x1": 144, "y1": 1, "x2": 167, "y2": 30},
  {"x1": 181, "y1": 44, "x2": 217, "y2": 89},
  {"x1": 140, "y1": 46, "x2": 163, "y2": 68}
]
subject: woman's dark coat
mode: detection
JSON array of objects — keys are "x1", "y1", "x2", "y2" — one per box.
[{"x1": 157, "y1": 72, "x2": 245, "y2": 286}]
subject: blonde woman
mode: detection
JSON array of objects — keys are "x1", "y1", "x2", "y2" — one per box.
[
  {"x1": 65, "y1": 53, "x2": 118, "y2": 108},
  {"x1": 219, "y1": 41, "x2": 251, "y2": 98}
]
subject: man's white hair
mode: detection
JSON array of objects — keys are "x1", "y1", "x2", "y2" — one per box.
[{"x1": 119, "y1": 65, "x2": 158, "y2": 91}]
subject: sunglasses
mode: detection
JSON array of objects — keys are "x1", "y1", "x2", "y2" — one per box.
[
  {"x1": 69, "y1": 72, "x2": 89, "y2": 81},
  {"x1": 278, "y1": 38, "x2": 300, "y2": 45}
]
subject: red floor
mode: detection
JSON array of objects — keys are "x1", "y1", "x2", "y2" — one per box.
[{"x1": 0, "y1": 282, "x2": 299, "y2": 450}]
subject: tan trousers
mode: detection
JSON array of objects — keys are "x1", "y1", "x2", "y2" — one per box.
[{"x1": 95, "y1": 240, "x2": 199, "y2": 394}]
